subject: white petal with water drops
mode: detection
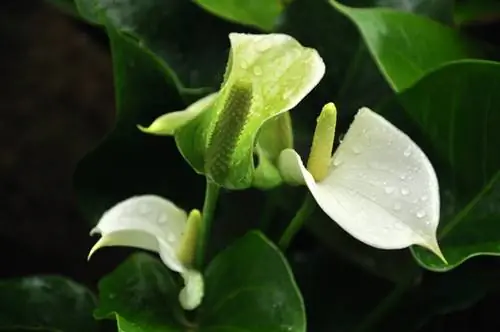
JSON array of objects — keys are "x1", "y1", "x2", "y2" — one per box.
[
  {"x1": 88, "y1": 195, "x2": 204, "y2": 309},
  {"x1": 279, "y1": 108, "x2": 444, "y2": 260}
]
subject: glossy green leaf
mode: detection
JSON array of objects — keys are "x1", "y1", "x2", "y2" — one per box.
[
  {"x1": 193, "y1": 0, "x2": 284, "y2": 31},
  {"x1": 0, "y1": 276, "x2": 97, "y2": 332},
  {"x1": 331, "y1": 1, "x2": 480, "y2": 91},
  {"x1": 393, "y1": 61, "x2": 500, "y2": 271},
  {"x1": 199, "y1": 231, "x2": 306, "y2": 332},
  {"x1": 94, "y1": 253, "x2": 185, "y2": 331},
  {"x1": 75, "y1": 0, "x2": 240, "y2": 90}
]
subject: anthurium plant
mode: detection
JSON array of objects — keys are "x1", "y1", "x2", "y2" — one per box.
[{"x1": 4, "y1": 0, "x2": 500, "y2": 331}]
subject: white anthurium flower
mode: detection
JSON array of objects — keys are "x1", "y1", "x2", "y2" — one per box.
[
  {"x1": 279, "y1": 105, "x2": 446, "y2": 262},
  {"x1": 88, "y1": 195, "x2": 204, "y2": 310}
]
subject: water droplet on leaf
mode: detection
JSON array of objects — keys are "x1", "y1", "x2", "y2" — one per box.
[
  {"x1": 384, "y1": 186, "x2": 395, "y2": 194},
  {"x1": 401, "y1": 188, "x2": 410, "y2": 196},
  {"x1": 416, "y1": 210, "x2": 426, "y2": 218}
]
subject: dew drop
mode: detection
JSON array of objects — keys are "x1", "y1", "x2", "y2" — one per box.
[
  {"x1": 158, "y1": 215, "x2": 167, "y2": 224},
  {"x1": 138, "y1": 203, "x2": 150, "y2": 215},
  {"x1": 282, "y1": 89, "x2": 292, "y2": 101},
  {"x1": 352, "y1": 145, "x2": 361, "y2": 154},
  {"x1": 393, "y1": 202, "x2": 402, "y2": 211},
  {"x1": 240, "y1": 60, "x2": 249, "y2": 69},
  {"x1": 256, "y1": 38, "x2": 271, "y2": 52},
  {"x1": 384, "y1": 186, "x2": 395, "y2": 194},
  {"x1": 167, "y1": 234, "x2": 176, "y2": 243},
  {"x1": 253, "y1": 66, "x2": 263, "y2": 76},
  {"x1": 416, "y1": 210, "x2": 426, "y2": 219},
  {"x1": 420, "y1": 195, "x2": 428, "y2": 202},
  {"x1": 401, "y1": 188, "x2": 410, "y2": 196},
  {"x1": 403, "y1": 147, "x2": 412, "y2": 157}
]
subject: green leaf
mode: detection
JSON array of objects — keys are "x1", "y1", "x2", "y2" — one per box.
[
  {"x1": 193, "y1": 0, "x2": 284, "y2": 31},
  {"x1": 199, "y1": 231, "x2": 306, "y2": 332},
  {"x1": 0, "y1": 276, "x2": 97, "y2": 332},
  {"x1": 331, "y1": 1, "x2": 481, "y2": 92},
  {"x1": 95, "y1": 253, "x2": 185, "y2": 331},
  {"x1": 75, "y1": 0, "x2": 240, "y2": 90},
  {"x1": 394, "y1": 60, "x2": 500, "y2": 270}
]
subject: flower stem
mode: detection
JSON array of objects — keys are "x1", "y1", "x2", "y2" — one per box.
[
  {"x1": 195, "y1": 180, "x2": 220, "y2": 269},
  {"x1": 354, "y1": 279, "x2": 414, "y2": 332},
  {"x1": 278, "y1": 193, "x2": 316, "y2": 250}
]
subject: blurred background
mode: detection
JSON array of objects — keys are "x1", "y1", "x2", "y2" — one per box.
[{"x1": 1, "y1": 0, "x2": 500, "y2": 331}]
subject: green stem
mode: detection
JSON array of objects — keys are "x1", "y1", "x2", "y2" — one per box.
[
  {"x1": 195, "y1": 180, "x2": 220, "y2": 269},
  {"x1": 278, "y1": 193, "x2": 316, "y2": 250},
  {"x1": 354, "y1": 279, "x2": 414, "y2": 332}
]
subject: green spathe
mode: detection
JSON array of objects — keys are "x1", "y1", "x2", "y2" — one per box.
[{"x1": 141, "y1": 33, "x2": 325, "y2": 189}]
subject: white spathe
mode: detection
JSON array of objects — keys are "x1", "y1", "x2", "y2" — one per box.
[
  {"x1": 279, "y1": 108, "x2": 445, "y2": 261},
  {"x1": 88, "y1": 195, "x2": 204, "y2": 310}
]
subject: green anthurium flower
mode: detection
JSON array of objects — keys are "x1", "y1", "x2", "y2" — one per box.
[
  {"x1": 88, "y1": 195, "x2": 204, "y2": 310},
  {"x1": 279, "y1": 104, "x2": 446, "y2": 262},
  {"x1": 140, "y1": 33, "x2": 325, "y2": 189}
]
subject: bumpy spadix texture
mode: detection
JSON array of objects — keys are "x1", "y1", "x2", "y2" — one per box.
[
  {"x1": 279, "y1": 108, "x2": 445, "y2": 261},
  {"x1": 88, "y1": 195, "x2": 204, "y2": 310},
  {"x1": 140, "y1": 33, "x2": 325, "y2": 189}
]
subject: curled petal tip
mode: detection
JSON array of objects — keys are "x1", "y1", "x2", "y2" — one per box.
[{"x1": 87, "y1": 236, "x2": 106, "y2": 261}]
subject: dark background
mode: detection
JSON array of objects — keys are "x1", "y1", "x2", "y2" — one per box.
[{"x1": 1, "y1": 0, "x2": 500, "y2": 331}]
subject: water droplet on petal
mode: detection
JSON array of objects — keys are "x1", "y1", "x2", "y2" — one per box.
[
  {"x1": 384, "y1": 186, "x2": 395, "y2": 194},
  {"x1": 404, "y1": 146, "x2": 412, "y2": 157},
  {"x1": 393, "y1": 202, "x2": 402, "y2": 211},
  {"x1": 420, "y1": 195, "x2": 428, "y2": 201},
  {"x1": 401, "y1": 188, "x2": 410, "y2": 196},
  {"x1": 252, "y1": 66, "x2": 262, "y2": 76},
  {"x1": 416, "y1": 210, "x2": 426, "y2": 218},
  {"x1": 400, "y1": 174, "x2": 407, "y2": 180},
  {"x1": 158, "y1": 215, "x2": 167, "y2": 224},
  {"x1": 256, "y1": 38, "x2": 271, "y2": 52},
  {"x1": 167, "y1": 234, "x2": 176, "y2": 243},
  {"x1": 240, "y1": 60, "x2": 249, "y2": 69},
  {"x1": 138, "y1": 203, "x2": 150, "y2": 215},
  {"x1": 352, "y1": 145, "x2": 361, "y2": 154}
]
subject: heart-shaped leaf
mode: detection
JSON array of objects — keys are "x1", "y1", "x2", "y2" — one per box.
[
  {"x1": 394, "y1": 60, "x2": 500, "y2": 271},
  {"x1": 94, "y1": 253, "x2": 185, "y2": 331},
  {"x1": 198, "y1": 231, "x2": 305, "y2": 331},
  {"x1": 0, "y1": 276, "x2": 98, "y2": 332},
  {"x1": 331, "y1": 1, "x2": 482, "y2": 92}
]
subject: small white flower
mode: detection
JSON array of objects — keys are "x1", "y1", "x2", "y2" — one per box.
[
  {"x1": 279, "y1": 107, "x2": 445, "y2": 261},
  {"x1": 88, "y1": 195, "x2": 204, "y2": 310}
]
